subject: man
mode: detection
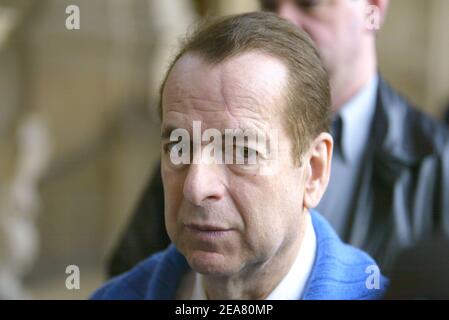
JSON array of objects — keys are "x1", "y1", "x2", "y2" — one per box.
[
  {"x1": 92, "y1": 12, "x2": 388, "y2": 300},
  {"x1": 107, "y1": 0, "x2": 449, "y2": 277}
]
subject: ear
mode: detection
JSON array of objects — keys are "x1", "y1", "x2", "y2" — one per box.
[
  {"x1": 303, "y1": 132, "x2": 333, "y2": 209},
  {"x1": 368, "y1": 0, "x2": 389, "y2": 27}
]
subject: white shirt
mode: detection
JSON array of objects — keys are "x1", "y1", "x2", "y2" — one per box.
[{"x1": 184, "y1": 212, "x2": 316, "y2": 300}]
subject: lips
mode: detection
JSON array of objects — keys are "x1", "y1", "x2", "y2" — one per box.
[
  {"x1": 185, "y1": 223, "x2": 230, "y2": 232},
  {"x1": 184, "y1": 223, "x2": 233, "y2": 241}
]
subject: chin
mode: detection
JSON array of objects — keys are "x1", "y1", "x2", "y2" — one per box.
[{"x1": 187, "y1": 249, "x2": 237, "y2": 277}]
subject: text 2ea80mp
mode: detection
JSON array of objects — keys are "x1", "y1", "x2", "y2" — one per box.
[{"x1": 219, "y1": 304, "x2": 273, "y2": 315}]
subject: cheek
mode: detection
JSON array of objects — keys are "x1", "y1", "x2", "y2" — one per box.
[
  {"x1": 261, "y1": 171, "x2": 304, "y2": 236},
  {"x1": 230, "y1": 178, "x2": 291, "y2": 252},
  {"x1": 301, "y1": 19, "x2": 329, "y2": 49},
  {"x1": 162, "y1": 164, "x2": 185, "y2": 201},
  {"x1": 301, "y1": 21, "x2": 336, "y2": 70},
  {"x1": 340, "y1": 8, "x2": 366, "y2": 46},
  {"x1": 161, "y1": 167, "x2": 185, "y2": 239}
]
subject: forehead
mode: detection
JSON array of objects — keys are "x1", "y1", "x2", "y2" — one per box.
[{"x1": 161, "y1": 51, "x2": 288, "y2": 132}]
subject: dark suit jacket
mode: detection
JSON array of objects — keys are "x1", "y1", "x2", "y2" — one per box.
[{"x1": 107, "y1": 77, "x2": 449, "y2": 278}]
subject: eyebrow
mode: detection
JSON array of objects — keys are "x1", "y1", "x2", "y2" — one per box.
[{"x1": 161, "y1": 125, "x2": 270, "y2": 145}]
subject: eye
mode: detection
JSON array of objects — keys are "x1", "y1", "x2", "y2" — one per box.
[
  {"x1": 163, "y1": 140, "x2": 192, "y2": 166},
  {"x1": 261, "y1": 0, "x2": 321, "y2": 13},
  {"x1": 260, "y1": 0, "x2": 277, "y2": 12},
  {"x1": 295, "y1": 0, "x2": 321, "y2": 9},
  {"x1": 241, "y1": 146, "x2": 256, "y2": 162},
  {"x1": 232, "y1": 145, "x2": 259, "y2": 165}
]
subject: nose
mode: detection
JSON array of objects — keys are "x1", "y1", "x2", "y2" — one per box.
[{"x1": 183, "y1": 162, "x2": 226, "y2": 206}]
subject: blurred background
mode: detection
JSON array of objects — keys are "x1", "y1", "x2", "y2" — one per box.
[{"x1": 0, "y1": 0, "x2": 448, "y2": 299}]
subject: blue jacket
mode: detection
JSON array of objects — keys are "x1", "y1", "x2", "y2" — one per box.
[{"x1": 91, "y1": 211, "x2": 388, "y2": 300}]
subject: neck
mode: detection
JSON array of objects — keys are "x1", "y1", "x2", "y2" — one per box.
[
  {"x1": 202, "y1": 211, "x2": 308, "y2": 300},
  {"x1": 331, "y1": 49, "x2": 377, "y2": 112}
]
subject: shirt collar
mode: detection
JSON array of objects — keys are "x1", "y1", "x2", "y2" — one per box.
[
  {"x1": 191, "y1": 212, "x2": 316, "y2": 300},
  {"x1": 336, "y1": 74, "x2": 379, "y2": 163}
]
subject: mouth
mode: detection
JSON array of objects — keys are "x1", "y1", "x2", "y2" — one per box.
[{"x1": 184, "y1": 224, "x2": 233, "y2": 241}]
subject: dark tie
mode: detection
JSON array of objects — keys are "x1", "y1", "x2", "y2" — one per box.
[{"x1": 331, "y1": 115, "x2": 343, "y2": 155}]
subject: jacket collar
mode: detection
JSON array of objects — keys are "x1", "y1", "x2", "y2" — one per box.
[
  {"x1": 303, "y1": 210, "x2": 387, "y2": 299},
  {"x1": 372, "y1": 76, "x2": 449, "y2": 166}
]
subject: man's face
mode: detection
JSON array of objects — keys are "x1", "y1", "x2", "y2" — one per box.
[
  {"x1": 161, "y1": 52, "x2": 308, "y2": 276},
  {"x1": 271, "y1": 0, "x2": 370, "y2": 77}
]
